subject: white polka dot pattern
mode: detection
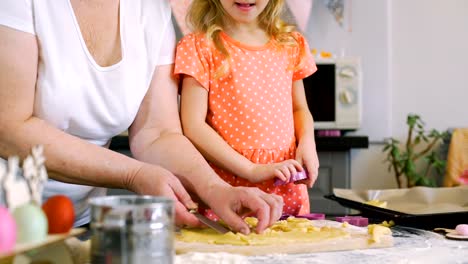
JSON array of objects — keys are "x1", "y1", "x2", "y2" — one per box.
[{"x1": 175, "y1": 32, "x2": 317, "y2": 218}]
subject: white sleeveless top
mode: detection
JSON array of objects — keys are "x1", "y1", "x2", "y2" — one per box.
[{"x1": 0, "y1": 0, "x2": 176, "y2": 226}]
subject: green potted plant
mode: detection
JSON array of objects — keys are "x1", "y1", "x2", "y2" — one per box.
[{"x1": 383, "y1": 114, "x2": 449, "y2": 188}]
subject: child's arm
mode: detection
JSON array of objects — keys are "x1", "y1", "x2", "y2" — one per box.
[
  {"x1": 180, "y1": 76, "x2": 302, "y2": 183},
  {"x1": 292, "y1": 80, "x2": 320, "y2": 187}
]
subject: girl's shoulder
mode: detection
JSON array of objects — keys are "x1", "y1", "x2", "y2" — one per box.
[
  {"x1": 177, "y1": 32, "x2": 212, "y2": 49},
  {"x1": 288, "y1": 31, "x2": 308, "y2": 44},
  {"x1": 274, "y1": 31, "x2": 309, "y2": 48},
  {"x1": 176, "y1": 33, "x2": 219, "y2": 61},
  {"x1": 277, "y1": 31, "x2": 310, "y2": 52}
]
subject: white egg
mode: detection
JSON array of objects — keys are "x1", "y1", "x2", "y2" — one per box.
[{"x1": 13, "y1": 203, "x2": 48, "y2": 244}]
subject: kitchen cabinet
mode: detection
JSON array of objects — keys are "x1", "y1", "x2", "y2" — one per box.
[
  {"x1": 309, "y1": 136, "x2": 368, "y2": 216},
  {"x1": 309, "y1": 151, "x2": 351, "y2": 215}
]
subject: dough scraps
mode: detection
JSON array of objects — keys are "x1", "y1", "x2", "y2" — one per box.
[
  {"x1": 364, "y1": 199, "x2": 388, "y2": 208},
  {"x1": 176, "y1": 217, "x2": 393, "y2": 254}
]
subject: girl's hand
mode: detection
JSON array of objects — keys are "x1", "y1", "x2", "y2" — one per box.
[
  {"x1": 295, "y1": 137, "x2": 319, "y2": 187},
  {"x1": 246, "y1": 159, "x2": 303, "y2": 183}
]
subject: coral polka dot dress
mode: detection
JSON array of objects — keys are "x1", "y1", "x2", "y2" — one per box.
[{"x1": 175, "y1": 31, "x2": 317, "y2": 218}]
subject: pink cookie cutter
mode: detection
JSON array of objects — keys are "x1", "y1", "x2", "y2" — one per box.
[
  {"x1": 335, "y1": 216, "x2": 369, "y2": 227},
  {"x1": 296, "y1": 213, "x2": 326, "y2": 220},
  {"x1": 274, "y1": 170, "x2": 309, "y2": 186},
  {"x1": 279, "y1": 213, "x2": 326, "y2": 221}
]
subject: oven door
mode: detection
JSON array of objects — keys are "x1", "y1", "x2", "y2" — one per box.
[{"x1": 303, "y1": 63, "x2": 336, "y2": 128}]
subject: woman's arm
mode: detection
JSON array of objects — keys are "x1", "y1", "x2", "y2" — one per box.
[
  {"x1": 0, "y1": 25, "x2": 131, "y2": 187},
  {"x1": 292, "y1": 80, "x2": 319, "y2": 187},
  {"x1": 129, "y1": 69, "x2": 283, "y2": 233},
  {"x1": 180, "y1": 77, "x2": 302, "y2": 184},
  {"x1": 0, "y1": 25, "x2": 196, "y2": 224}
]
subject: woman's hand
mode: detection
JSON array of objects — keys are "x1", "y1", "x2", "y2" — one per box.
[
  {"x1": 203, "y1": 184, "x2": 283, "y2": 234},
  {"x1": 246, "y1": 160, "x2": 303, "y2": 183},
  {"x1": 295, "y1": 136, "x2": 319, "y2": 187},
  {"x1": 127, "y1": 163, "x2": 202, "y2": 227}
]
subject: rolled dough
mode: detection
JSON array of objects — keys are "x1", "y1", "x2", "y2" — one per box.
[{"x1": 176, "y1": 217, "x2": 393, "y2": 255}]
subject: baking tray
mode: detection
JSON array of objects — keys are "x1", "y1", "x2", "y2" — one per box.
[{"x1": 324, "y1": 189, "x2": 468, "y2": 230}]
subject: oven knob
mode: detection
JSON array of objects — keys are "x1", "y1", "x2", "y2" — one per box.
[
  {"x1": 339, "y1": 90, "x2": 354, "y2": 105},
  {"x1": 339, "y1": 67, "x2": 356, "y2": 78}
]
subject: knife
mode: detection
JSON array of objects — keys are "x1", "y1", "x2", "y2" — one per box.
[{"x1": 190, "y1": 210, "x2": 230, "y2": 234}]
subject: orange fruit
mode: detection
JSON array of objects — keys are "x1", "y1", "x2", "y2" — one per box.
[{"x1": 41, "y1": 195, "x2": 75, "y2": 234}]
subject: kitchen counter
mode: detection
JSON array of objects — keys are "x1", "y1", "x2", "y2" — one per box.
[
  {"x1": 109, "y1": 135, "x2": 369, "y2": 152},
  {"x1": 174, "y1": 226, "x2": 468, "y2": 264}
]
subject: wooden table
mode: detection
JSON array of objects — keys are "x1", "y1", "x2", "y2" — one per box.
[
  {"x1": 2, "y1": 226, "x2": 464, "y2": 264},
  {"x1": 175, "y1": 226, "x2": 468, "y2": 264}
]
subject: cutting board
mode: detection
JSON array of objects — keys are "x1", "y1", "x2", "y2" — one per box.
[{"x1": 176, "y1": 220, "x2": 393, "y2": 256}]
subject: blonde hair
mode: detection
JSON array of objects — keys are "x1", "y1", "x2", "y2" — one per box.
[{"x1": 186, "y1": 0, "x2": 307, "y2": 78}]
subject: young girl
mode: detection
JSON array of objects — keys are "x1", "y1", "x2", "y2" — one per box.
[{"x1": 174, "y1": 0, "x2": 319, "y2": 219}]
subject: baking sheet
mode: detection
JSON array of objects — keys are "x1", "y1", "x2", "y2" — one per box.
[
  {"x1": 333, "y1": 186, "x2": 468, "y2": 215},
  {"x1": 325, "y1": 186, "x2": 468, "y2": 229}
]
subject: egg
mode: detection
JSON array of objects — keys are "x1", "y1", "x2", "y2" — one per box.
[
  {"x1": 0, "y1": 206, "x2": 16, "y2": 253},
  {"x1": 13, "y1": 203, "x2": 48, "y2": 244},
  {"x1": 42, "y1": 195, "x2": 75, "y2": 234}
]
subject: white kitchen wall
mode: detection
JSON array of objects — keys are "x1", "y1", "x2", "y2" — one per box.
[
  {"x1": 307, "y1": 0, "x2": 468, "y2": 189},
  {"x1": 391, "y1": 0, "x2": 468, "y2": 139}
]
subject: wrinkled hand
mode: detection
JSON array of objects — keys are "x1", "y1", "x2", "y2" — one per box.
[
  {"x1": 204, "y1": 184, "x2": 283, "y2": 234},
  {"x1": 247, "y1": 160, "x2": 303, "y2": 183},
  {"x1": 128, "y1": 163, "x2": 201, "y2": 227},
  {"x1": 295, "y1": 137, "x2": 319, "y2": 187}
]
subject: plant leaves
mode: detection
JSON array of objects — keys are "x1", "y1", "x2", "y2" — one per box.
[{"x1": 382, "y1": 113, "x2": 446, "y2": 188}]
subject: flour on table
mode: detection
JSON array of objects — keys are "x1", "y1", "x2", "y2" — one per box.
[{"x1": 175, "y1": 252, "x2": 249, "y2": 264}]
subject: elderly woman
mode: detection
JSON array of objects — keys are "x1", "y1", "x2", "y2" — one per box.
[{"x1": 0, "y1": 0, "x2": 282, "y2": 234}]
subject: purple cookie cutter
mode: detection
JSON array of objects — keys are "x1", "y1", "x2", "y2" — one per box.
[
  {"x1": 280, "y1": 213, "x2": 326, "y2": 221},
  {"x1": 296, "y1": 213, "x2": 326, "y2": 220},
  {"x1": 335, "y1": 216, "x2": 369, "y2": 227},
  {"x1": 279, "y1": 214, "x2": 292, "y2": 220},
  {"x1": 274, "y1": 170, "x2": 309, "y2": 186}
]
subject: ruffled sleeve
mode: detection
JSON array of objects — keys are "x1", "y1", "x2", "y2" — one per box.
[
  {"x1": 0, "y1": 0, "x2": 35, "y2": 35},
  {"x1": 291, "y1": 32, "x2": 316, "y2": 81},
  {"x1": 174, "y1": 33, "x2": 212, "y2": 91}
]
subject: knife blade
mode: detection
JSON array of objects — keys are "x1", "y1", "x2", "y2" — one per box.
[{"x1": 192, "y1": 212, "x2": 230, "y2": 234}]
